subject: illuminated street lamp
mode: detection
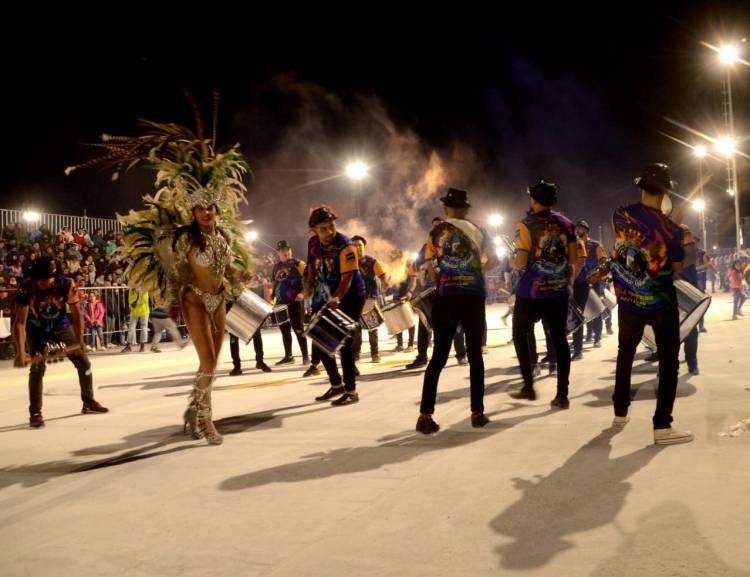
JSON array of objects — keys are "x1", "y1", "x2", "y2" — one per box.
[
  {"x1": 489, "y1": 213, "x2": 503, "y2": 227},
  {"x1": 717, "y1": 43, "x2": 742, "y2": 251},
  {"x1": 244, "y1": 231, "x2": 259, "y2": 242},
  {"x1": 22, "y1": 211, "x2": 41, "y2": 223}
]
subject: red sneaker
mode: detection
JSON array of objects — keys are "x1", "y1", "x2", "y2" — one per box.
[
  {"x1": 30, "y1": 413, "x2": 45, "y2": 428},
  {"x1": 82, "y1": 400, "x2": 109, "y2": 414}
]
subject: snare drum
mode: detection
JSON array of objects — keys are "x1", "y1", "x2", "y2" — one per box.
[
  {"x1": 410, "y1": 287, "x2": 436, "y2": 330},
  {"x1": 582, "y1": 288, "x2": 606, "y2": 323},
  {"x1": 305, "y1": 306, "x2": 360, "y2": 357},
  {"x1": 226, "y1": 290, "x2": 274, "y2": 343},
  {"x1": 566, "y1": 303, "x2": 584, "y2": 335},
  {"x1": 263, "y1": 305, "x2": 290, "y2": 329},
  {"x1": 641, "y1": 279, "x2": 711, "y2": 349},
  {"x1": 360, "y1": 305, "x2": 384, "y2": 331},
  {"x1": 381, "y1": 300, "x2": 417, "y2": 335}
]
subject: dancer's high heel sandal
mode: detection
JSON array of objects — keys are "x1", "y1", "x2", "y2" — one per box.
[{"x1": 183, "y1": 371, "x2": 223, "y2": 445}]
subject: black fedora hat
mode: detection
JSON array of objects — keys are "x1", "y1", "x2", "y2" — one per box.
[
  {"x1": 276, "y1": 240, "x2": 291, "y2": 250},
  {"x1": 308, "y1": 206, "x2": 338, "y2": 228},
  {"x1": 635, "y1": 163, "x2": 675, "y2": 193},
  {"x1": 440, "y1": 187, "x2": 471, "y2": 208},
  {"x1": 528, "y1": 180, "x2": 558, "y2": 206}
]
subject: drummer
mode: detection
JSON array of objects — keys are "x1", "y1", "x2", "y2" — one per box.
[
  {"x1": 272, "y1": 240, "x2": 309, "y2": 366},
  {"x1": 350, "y1": 235, "x2": 386, "y2": 363},
  {"x1": 576, "y1": 220, "x2": 610, "y2": 346},
  {"x1": 679, "y1": 230, "x2": 701, "y2": 376},
  {"x1": 405, "y1": 217, "x2": 442, "y2": 369},
  {"x1": 305, "y1": 206, "x2": 366, "y2": 406},
  {"x1": 228, "y1": 273, "x2": 273, "y2": 375},
  {"x1": 416, "y1": 188, "x2": 491, "y2": 434},
  {"x1": 610, "y1": 163, "x2": 695, "y2": 444},
  {"x1": 510, "y1": 181, "x2": 578, "y2": 409},
  {"x1": 570, "y1": 232, "x2": 590, "y2": 361}
]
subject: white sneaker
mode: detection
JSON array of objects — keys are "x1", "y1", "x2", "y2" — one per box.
[
  {"x1": 654, "y1": 427, "x2": 694, "y2": 445},
  {"x1": 612, "y1": 415, "x2": 630, "y2": 428}
]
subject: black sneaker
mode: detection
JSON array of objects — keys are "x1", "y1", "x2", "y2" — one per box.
[
  {"x1": 139, "y1": 343, "x2": 145, "y2": 353},
  {"x1": 371, "y1": 355, "x2": 381, "y2": 363},
  {"x1": 331, "y1": 392, "x2": 359, "y2": 406},
  {"x1": 120, "y1": 345, "x2": 132, "y2": 353},
  {"x1": 550, "y1": 397, "x2": 570, "y2": 410},
  {"x1": 689, "y1": 367, "x2": 700, "y2": 376},
  {"x1": 571, "y1": 352, "x2": 583, "y2": 361},
  {"x1": 471, "y1": 413, "x2": 490, "y2": 428},
  {"x1": 82, "y1": 400, "x2": 109, "y2": 414},
  {"x1": 151, "y1": 346, "x2": 162, "y2": 353},
  {"x1": 229, "y1": 367, "x2": 243, "y2": 376},
  {"x1": 275, "y1": 356, "x2": 294, "y2": 366},
  {"x1": 256, "y1": 361, "x2": 272, "y2": 373},
  {"x1": 405, "y1": 358, "x2": 427, "y2": 369},
  {"x1": 510, "y1": 388, "x2": 537, "y2": 400},
  {"x1": 29, "y1": 413, "x2": 45, "y2": 428},
  {"x1": 303, "y1": 365, "x2": 321, "y2": 377},
  {"x1": 416, "y1": 415, "x2": 440, "y2": 434},
  {"x1": 594, "y1": 340, "x2": 602, "y2": 348},
  {"x1": 315, "y1": 386, "x2": 344, "y2": 401}
]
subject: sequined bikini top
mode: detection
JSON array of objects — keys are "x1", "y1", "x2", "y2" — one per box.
[{"x1": 193, "y1": 231, "x2": 232, "y2": 281}]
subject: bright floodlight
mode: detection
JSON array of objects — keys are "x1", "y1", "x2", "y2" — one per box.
[
  {"x1": 727, "y1": 188, "x2": 736, "y2": 196},
  {"x1": 22, "y1": 211, "x2": 41, "y2": 223},
  {"x1": 693, "y1": 145, "x2": 707, "y2": 157},
  {"x1": 692, "y1": 199, "x2": 706, "y2": 211},
  {"x1": 719, "y1": 45, "x2": 739, "y2": 64},
  {"x1": 489, "y1": 213, "x2": 504, "y2": 227},
  {"x1": 495, "y1": 246, "x2": 507, "y2": 259},
  {"x1": 716, "y1": 137, "x2": 737, "y2": 157},
  {"x1": 410, "y1": 251, "x2": 419, "y2": 261},
  {"x1": 244, "y1": 231, "x2": 259, "y2": 241},
  {"x1": 713, "y1": 245, "x2": 718, "y2": 250},
  {"x1": 345, "y1": 161, "x2": 369, "y2": 181},
  {"x1": 493, "y1": 236, "x2": 503, "y2": 247}
]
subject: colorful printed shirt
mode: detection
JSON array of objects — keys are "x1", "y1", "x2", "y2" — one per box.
[
  {"x1": 306, "y1": 232, "x2": 366, "y2": 311},
  {"x1": 514, "y1": 210, "x2": 576, "y2": 299},
  {"x1": 359, "y1": 255, "x2": 385, "y2": 299},
  {"x1": 583, "y1": 238, "x2": 606, "y2": 281},
  {"x1": 611, "y1": 203, "x2": 687, "y2": 313},
  {"x1": 16, "y1": 274, "x2": 79, "y2": 332},
  {"x1": 273, "y1": 258, "x2": 306, "y2": 304},
  {"x1": 425, "y1": 219, "x2": 487, "y2": 298}
]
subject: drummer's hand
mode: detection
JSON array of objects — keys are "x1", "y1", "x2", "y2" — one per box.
[
  {"x1": 295, "y1": 293, "x2": 305, "y2": 302},
  {"x1": 14, "y1": 351, "x2": 29, "y2": 368},
  {"x1": 327, "y1": 296, "x2": 341, "y2": 309},
  {"x1": 404, "y1": 292, "x2": 412, "y2": 300}
]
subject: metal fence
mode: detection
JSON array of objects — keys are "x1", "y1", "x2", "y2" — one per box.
[
  {"x1": 1, "y1": 208, "x2": 121, "y2": 236},
  {"x1": 0, "y1": 286, "x2": 188, "y2": 358}
]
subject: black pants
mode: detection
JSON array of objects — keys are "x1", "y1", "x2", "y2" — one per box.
[
  {"x1": 27, "y1": 327, "x2": 94, "y2": 415},
  {"x1": 415, "y1": 319, "x2": 432, "y2": 361},
  {"x1": 396, "y1": 326, "x2": 415, "y2": 348},
  {"x1": 230, "y1": 329, "x2": 264, "y2": 368},
  {"x1": 512, "y1": 296, "x2": 570, "y2": 397},
  {"x1": 572, "y1": 281, "x2": 589, "y2": 355},
  {"x1": 279, "y1": 301, "x2": 309, "y2": 359},
  {"x1": 614, "y1": 307, "x2": 679, "y2": 429},
  {"x1": 318, "y1": 299, "x2": 365, "y2": 392},
  {"x1": 420, "y1": 295, "x2": 486, "y2": 414},
  {"x1": 352, "y1": 326, "x2": 379, "y2": 358}
]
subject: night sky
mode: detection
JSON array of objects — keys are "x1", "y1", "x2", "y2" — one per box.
[{"x1": 3, "y1": 3, "x2": 750, "y2": 253}]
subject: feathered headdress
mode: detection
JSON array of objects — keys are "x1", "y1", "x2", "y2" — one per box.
[{"x1": 65, "y1": 93, "x2": 253, "y2": 298}]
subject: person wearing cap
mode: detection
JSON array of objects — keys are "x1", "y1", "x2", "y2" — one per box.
[
  {"x1": 272, "y1": 240, "x2": 310, "y2": 366},
  {"x1": 610, "y1": 163, "x2": 695, "y2": 444},
  {"x1": 13, "y1": 256, "x2": 109, "y2": 428},
  {"x1": 510, "y1": 181, "x2": 578, "y2": 408},
  {"x1": 304, "y1": 206, "x2": 367, "y2": 406},
  {"x1": 405, "y1": 217, "x2": 443, "y2": 369},
  {"x1": 573, "y1": 219, "x2": 609, "y2": 352},
  {"x1": 416, "y1": 188, "x2": 491, "y2": 433},
  {"x1": 350, "y1": 235, "x2": 386, "y2": 363}
]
